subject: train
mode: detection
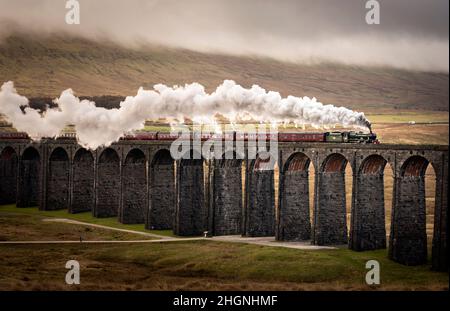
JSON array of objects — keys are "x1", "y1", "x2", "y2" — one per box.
[
  {"x1": 0, "y1": 132, "x2": 30, "y2": 140},
  {"x1": 0, "y1": 131, "x2": 379, "y2": 144},
  {"x1": 121, "y1": 131, "x2": 379, "y2": 143}
]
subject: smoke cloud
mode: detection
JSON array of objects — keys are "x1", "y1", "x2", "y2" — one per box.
[{"x1": 0, "y1": 80, "x2": 371, "y2": 149}]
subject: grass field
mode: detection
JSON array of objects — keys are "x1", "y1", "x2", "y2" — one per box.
[
  {"x1": 0, "y1": 235, "x2": 447, "y2": 291},
  {"x1": 366, "y1": 111, "x2": 449, "y2": 124},
  {"x1": 0, "y1": 205, "x2": 174, "y2": 237},
  {"x1": 0, "y1": 167, "x2": 444, "y2": 292},
  {"x1": 0, "y1": 212, "x2": 155, "y2": 241}
]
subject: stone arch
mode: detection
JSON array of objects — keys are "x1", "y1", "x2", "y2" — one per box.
[
  {"x1": 350, "y1": 154, "x2": 388, "y2": 251},
  {"x1": 95, "y1": 148, "x2": 120, "y2": 217},
  {"x1": 359, "y1": 154, "x2": 388, "y2": 175},
  {"x1": 17, "y1": 147, "x2": 41, "y2": 207},
  {"x1": 0, "y1": 147, "x2": 18, "y2": 204},
  {"x1": 277, "y1": 152, "x2": 312, "y2": 241},
  {"x1": 147, "y1": 149, "x2": 175, "y2": 230},
  {"x1": 45, "y1": 147, "x2": 70, "y2": 210},
  {"x1": 211, "y1": 151, "x2": 243, "y2": 236},
  {"x1": 174, "y1": 149, "x2": 205, "y2": 236},
  {"x1": 389, "y1": 155, "x2": 431, "y2": 265},
  {"x1": 313, "y1": 153, "x2": 349, "y2": 245},
  {"x1": 321, "y1": 153, "x2": 348, "y2": 173},
  {"x1": 245, "y1": 152, "x2": 275, "y2": 237},
  {"x1": 120, "y1": 148, "x2": 147, "y2": 224},
  {"x1": 71, "y1": 148, "x2": 95, "y2": 213},
  {"x1": 400, "y1": 155, "x2": 429, "y2": 177}
]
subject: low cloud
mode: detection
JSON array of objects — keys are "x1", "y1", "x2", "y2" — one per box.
[{"x1": 0, "y1": 0, "x2": 448, "y2": 72}]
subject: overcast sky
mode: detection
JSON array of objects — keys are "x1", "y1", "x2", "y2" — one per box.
[{"x1": 0, "y1": 0, "x2": 448, "y2": 72}]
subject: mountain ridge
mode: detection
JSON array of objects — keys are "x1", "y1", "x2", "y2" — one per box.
[{"x1": 0, "y1": 34, "x2": 448, "y2": 112}]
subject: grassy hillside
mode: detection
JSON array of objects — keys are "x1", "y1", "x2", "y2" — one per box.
[{"x1": 0, "y1": 34, "x2": 448, "y2": 113}]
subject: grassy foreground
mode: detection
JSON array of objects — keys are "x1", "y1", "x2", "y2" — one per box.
[
  {"x1": 0, "y1": 204, "x2": 174, "y2": 237},
  {"x1": 0, "y1": 205, "x2": 448, "y2": 291},
  {"x1": 0, "y1": 212, "x2": 155, "y2": 242},
  {"x1": 0, "y1": 240, "x2": 447, "y2": 291}
]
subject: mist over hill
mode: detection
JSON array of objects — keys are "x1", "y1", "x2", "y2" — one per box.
[{"x1": 0, "y1": 34, "x2": 448, "y2": 112}]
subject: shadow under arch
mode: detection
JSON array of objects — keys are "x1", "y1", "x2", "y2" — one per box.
[
  {"x1": 71, "y1": 148, "x2": 95, "y2": 213},
  {"x1": 95, "y1": 148, "x2": 120, "y2": 218},
  {"x1": 313, "y1": 153, "x2": 350, "y2": 245},
  {"x1": 210, "y1": 151, "x2": 243, "y2": 236},
  {"x1": 45, "y1": 147, "x2": 70, "y2": 211},
  {"x1": 17, "y1": 147, "x2": 40, "y2": 208},
  {"x1": 148, "y1": 149, "x2": 175, "y2": 230},
  {"x1": 389, "y1": 155, "x2": 432, "y2": 265},
  {"x1": 245, "y1": 152, "x2": 275, "y2": 237},
  {"x1": 350, "y1": 154, "x2": 389, "y2": 251},
  {"x1": 120, "y1": 148, "x2": 147, "y2": 224},
  {"x1": 0, "y1": 146, "x2": 18, "y2": 204},
  {"x1": 277, "y1": 152, "x2": 312, "y2": 241}
]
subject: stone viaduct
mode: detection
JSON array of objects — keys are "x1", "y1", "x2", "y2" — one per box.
[{"x1": 0, "y1": 137, "x2": 447, "y2": 271}]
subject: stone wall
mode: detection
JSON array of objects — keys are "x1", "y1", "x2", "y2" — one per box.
[
  {"x1": 17, "y1": 149, "x2": 40, "y2": 208},
  {"x1": 212, "y1": 165, "x2": 242, "y2": 235},
  {"x1": 174, "y1": 159, "x2": 205, "y2": 236},
  {"x1": 432, "y1": 155, "x2": 448, "y2": 271},
  {"x1": 389, "y1": 176, "x2": 427, "y2": 265},
  {"x1": 95, "y1": 150, "x2": 120, "y2": 217},
  {"x1": 313, "y1": 172, "x2": 348, "y2": 245},
  {"x1": 246, "y1": 170, "x2": 275, "y2": 237},
  {"x1": 0, "y1": 149, "x2": 17, "y2": 204},
  {"x1": 278, "y1": 171, "x2": 311, "y2": 241},
  {"x1": 120, "y1": 151, "x2": 146, "y2": 224},
  {"x1": 45, "y1": 149, "x2": 70, "y2": 210},
  {"x1": 147, "y1": 159, "x2": 175, "y2": 230},
  {"x1": 70, "y1": 150, "x2": 94, "y2": 213},
  {"x1": 350, "y1": 174, "x2": 386, "y2": 250}
]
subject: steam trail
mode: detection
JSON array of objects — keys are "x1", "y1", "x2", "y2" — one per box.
[{"x1": 0, "y1": 80, "x2": 371, "y2": 149}]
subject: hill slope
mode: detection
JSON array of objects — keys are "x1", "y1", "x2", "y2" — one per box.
[{"x1": 0, "y1": 34, "x2": 448, "y2": 113}]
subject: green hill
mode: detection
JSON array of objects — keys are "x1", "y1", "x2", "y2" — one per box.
[{"x1": 0, "y1": 33, "x2": 448, "y2": 113}]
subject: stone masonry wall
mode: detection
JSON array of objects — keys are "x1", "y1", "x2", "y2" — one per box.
[
  {"x1": 71, "y1": 153, "x2": 94, "y2": 213},
  {"x1": 121, "y1": 161, "x2": 146, "y2": 224},
  {"x1": 350, "y1": 174, "x2": 386, "y2": 251},
  {"x1": 45, "y1": 159, "x2": 70, "y2": 210},
  {"x1": 389, "y1": 176, "x2": 427, "y2": 265},
  {"x1": 313, "y1": 172, "x2": 348, "y2": 245},
  {"x1": 0, "y1": 153, "x2": 17, "y2": 204},
  {"x1": 246, "y1": 170, "x2": 275, "y2": 237},
  {"x1": 175, "y1": 161, "x2": 205, "y2": 236},
  {"x1": 432, "y1": 157, "x2": 448, "y2": 271},
  {"x1": 95, "y1": 161, "x2": 120, "y2": 217},
  {"x1": 17, "y1": 159, "x2": 40, "y2": 207},
  {"x1": 213, "y1": 166, "x2": 242, "y2": 235},
  {"x1": 278, "y1": 171, "x2": 311, "y2": 241},
  {"x1": 147, "y1": 164, "x2": 175, "y2": 229}
]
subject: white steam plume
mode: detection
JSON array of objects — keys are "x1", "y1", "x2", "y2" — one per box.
[{"x1": 0, "y1": 80, "x2": 371, "y2": 149}]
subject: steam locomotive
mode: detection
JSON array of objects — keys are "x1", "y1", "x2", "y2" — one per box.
[{"x1": 0, "y1": 131, "x2": 379, "y2": 144}]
